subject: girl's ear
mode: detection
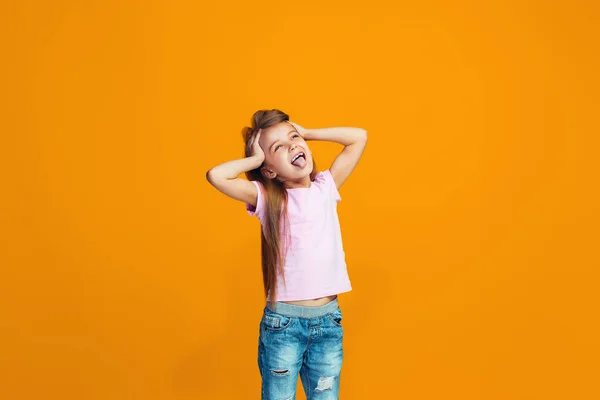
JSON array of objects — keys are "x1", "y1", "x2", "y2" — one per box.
[{"x1": 261, "y1": 166, "x2": 277, "y2": 180}]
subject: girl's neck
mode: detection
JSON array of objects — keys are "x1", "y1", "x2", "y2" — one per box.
[{"x1": 283, "y1": 176, "x2": 312, "y2": 189}]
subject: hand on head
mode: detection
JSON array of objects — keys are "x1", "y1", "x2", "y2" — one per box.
[
  {"x1": 250, "y1": 128, "x2": 265, "y2": 163},
  {"x1": 288, "y1": 121, "x2": 306, "y2": 136}
]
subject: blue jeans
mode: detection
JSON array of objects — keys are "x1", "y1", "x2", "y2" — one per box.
[{"x1": 258, "y1": 298, "x2": 344, "y2": 400}]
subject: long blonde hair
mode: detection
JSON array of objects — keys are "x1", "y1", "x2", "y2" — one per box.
[{"x1": 242, "y1": 109, "x2": 318, "y2": 304}]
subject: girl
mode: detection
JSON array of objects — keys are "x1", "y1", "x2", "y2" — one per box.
[{"x1": 206, "y1": 109, "x2": 367, "y2": 399}]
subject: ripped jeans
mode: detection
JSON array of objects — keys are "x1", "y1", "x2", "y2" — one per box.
[{"x1": 258, "y1": 298, "x2": 344, "y2": 400}]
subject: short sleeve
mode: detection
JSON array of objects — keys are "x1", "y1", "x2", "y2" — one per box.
[
  {"x1": 317, "y1": 169, "x2": 342, "y2": 202},
  {"x1": 246, "y1": 180, "x2": 265, "y2": 218}
]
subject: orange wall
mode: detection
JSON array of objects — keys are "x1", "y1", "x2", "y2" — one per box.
[{"x1": 1, "y1": 1, "x2": 599, "y2": 399}]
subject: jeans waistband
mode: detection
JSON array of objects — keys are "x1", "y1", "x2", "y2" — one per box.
[{"x1": 266, "y1": 297, "x2": 339, "y2": 318}]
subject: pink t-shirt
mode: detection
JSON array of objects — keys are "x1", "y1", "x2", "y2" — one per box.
[{"x1": 246, "y1": 170, "x2": 352, "y2": 301}]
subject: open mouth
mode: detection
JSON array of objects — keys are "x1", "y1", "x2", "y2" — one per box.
[{"x1": 291, "y1": 152, "x2": 307, "y2": 168}]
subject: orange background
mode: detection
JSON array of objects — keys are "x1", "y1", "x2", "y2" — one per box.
[{"x1": 1, "y1": 1, "x2": 599, "y2": 399}]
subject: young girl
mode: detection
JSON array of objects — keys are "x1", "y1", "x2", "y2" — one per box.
[{"x1": 206, "y1": 109, "x2": 367, "y2": 399}]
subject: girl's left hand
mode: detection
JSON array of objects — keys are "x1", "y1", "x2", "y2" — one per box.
[{"x1": 289, "y1": 121, "x2": 307, "y2": 136}]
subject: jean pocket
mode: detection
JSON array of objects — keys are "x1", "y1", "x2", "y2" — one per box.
[
  {"x1": 327, "y1": 307, "x2": 343, "y2": 327},
  {"x1": 261, "y1": 309, "x2": 294, "y2": 332}
]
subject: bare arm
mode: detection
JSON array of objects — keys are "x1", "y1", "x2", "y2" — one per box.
[
  {"x1": 206, "y1": 130, "x2": 265, "y2": 207},
  {"x1": 293, "y1": 124, "x2": 368, "y2": 189}
]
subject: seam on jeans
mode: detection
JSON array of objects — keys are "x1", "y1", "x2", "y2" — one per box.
[
  {"x1": 303, "y1": 348, "x2": 312, "y2": 400},
  {"x1": 262, "y1": 309, "x2": 296, "y2": 331},
  {"x1": 262, "y1": 316, "x2": 295, "y2": 332},
  {"x1": 327, "y1": 313, "x2": 343, "y2": 327}
]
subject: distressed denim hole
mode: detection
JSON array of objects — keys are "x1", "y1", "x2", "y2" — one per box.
[
  {"x1": 315, "y1": 376, "x2": 334, "y2": 391},
  {"x1": 271, "y1": 369, "x2": 290, "y2": 376}
]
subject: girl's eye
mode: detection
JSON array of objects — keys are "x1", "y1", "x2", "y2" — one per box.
[
  {"x1": 275, "y1": 145, "x2": 282, "y2": 151},
  {"x1": 292, "y1": 134, "x2": 299, "y2": 138}
]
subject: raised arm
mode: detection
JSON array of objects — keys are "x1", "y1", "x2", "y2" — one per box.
[
  {"x1": 206, "y1": 130, "x2": 264, "y2": 207},
  {"x1": 292, "y1": 123, "x2": 368, "y2": 189}
]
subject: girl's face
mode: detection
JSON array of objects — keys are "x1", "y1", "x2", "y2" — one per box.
[{"x1": 259, "y1": 121, "x2": 313, "y2": 184}]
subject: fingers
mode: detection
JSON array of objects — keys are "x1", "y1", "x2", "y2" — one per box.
[
  {"x1": 289, "y1": 121, "x2": 302, "y2": 132},
  {"x1": 251, "y1": 129, "x2": 264, "y2": 158},
  {"x1": 251, "y1": 128, "x2": 261, "y2": 145}
]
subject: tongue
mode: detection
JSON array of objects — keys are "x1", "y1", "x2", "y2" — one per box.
[{"x1": 292, "y1": 156, "x2": 307, "y2": 168}]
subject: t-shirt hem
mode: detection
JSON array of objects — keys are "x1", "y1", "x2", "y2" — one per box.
[{"x1": 267, "y1": 286, "x2": 352, "y2": 302}]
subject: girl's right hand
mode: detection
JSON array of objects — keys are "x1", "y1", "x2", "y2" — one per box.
[{"x1": 250, "y1": 129, "x2": 265, "y2": 163}]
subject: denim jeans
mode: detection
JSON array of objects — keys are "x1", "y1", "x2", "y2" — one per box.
[{"x1": 258, "y1": 298, "x2": 344, "y2": 400}]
